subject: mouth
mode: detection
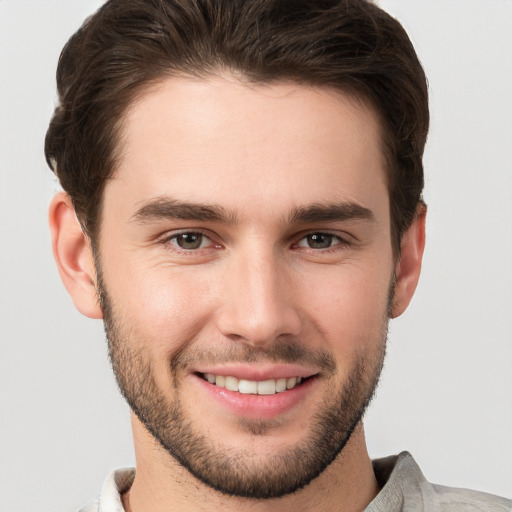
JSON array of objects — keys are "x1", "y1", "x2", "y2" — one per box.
[
  {"x1": 197, "y1": 372, "x2": 312, "y2": 395},
  {"x1": 192, "y1": 369, "x2": 319, "y2": 421}
]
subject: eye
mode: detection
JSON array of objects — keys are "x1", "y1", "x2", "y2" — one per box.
[
  {"x1": 169, "y1": 232, "x2": 211, "y2": 250},
  {"x1": 297, "y1": 233, "x2": 345, "y2": 249}
]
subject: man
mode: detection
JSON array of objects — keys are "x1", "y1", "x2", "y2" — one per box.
[{"x1": 45, "y1": 0, "x2": 510, "y2": 511}]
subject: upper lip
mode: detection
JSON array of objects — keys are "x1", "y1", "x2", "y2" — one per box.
[{"x1": 193, "y1": 364, "x2": 318, "y2": 381}]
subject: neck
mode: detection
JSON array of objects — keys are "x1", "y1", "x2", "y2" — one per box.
[{"x1": 122, "y1": 416, "x2": 379, "y2": 512}]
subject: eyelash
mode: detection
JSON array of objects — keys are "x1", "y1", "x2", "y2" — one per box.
[
  {"x1": 159, "y1": 230, "x2": 352, "y2": 254},
  {"x1": 294, "y1": 232, "x2": 351, "y2": 252},
  {"x1": 159, "y1": 230, "x2": 218, "y2": 252}
]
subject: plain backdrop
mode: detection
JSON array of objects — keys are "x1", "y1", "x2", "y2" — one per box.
[{"x1": 0, "y1": 1, "x2": 511, "y2": 511}]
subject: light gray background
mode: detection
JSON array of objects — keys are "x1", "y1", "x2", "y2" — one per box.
[{"x1": 0, "y1": 1, "x2": 511, "y2": 511}]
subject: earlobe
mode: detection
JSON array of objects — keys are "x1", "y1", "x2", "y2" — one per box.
[
  {"x1": 49, "y1": 192, "x2": 103, "y2": 319},
  {"x1": 390, "y1": 205, "x2": 426, "y2": 318}
]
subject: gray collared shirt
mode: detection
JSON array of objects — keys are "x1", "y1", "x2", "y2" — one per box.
[{"x1": 79, "y1": 452, "x2": 511, "y2": 511}]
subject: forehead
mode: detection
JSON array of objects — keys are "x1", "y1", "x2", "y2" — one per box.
[{"x1": 108, "y1": 74, "x2": 388, "y2": 222}]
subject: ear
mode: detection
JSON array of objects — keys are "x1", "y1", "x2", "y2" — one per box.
[
  {"x1": 390, "y1": 205, "x2": 426, "y2": 318},
  {"x1": 49, "y1": 192, "x2": 103, "y2": 319}
]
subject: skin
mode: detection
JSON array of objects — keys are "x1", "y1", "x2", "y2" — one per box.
[{"x1": 49, "y1": 75, "x2": 425, "y2": 512}]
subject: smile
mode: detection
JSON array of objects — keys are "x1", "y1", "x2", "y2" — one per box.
[{"x1": 200, "y1": 373, "x2": 306, "y2": 395}]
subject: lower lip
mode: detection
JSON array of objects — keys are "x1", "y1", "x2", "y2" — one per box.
[{"x1": 192, "y1": 374, "x2": 316, "y2": 421}]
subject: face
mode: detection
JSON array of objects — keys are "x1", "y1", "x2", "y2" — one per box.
[{"x1": 96, "y1": 76, "x2": 395, "y2": 498}]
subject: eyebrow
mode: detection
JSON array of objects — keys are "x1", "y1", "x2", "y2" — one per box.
[
  {"x1": 131, "y1": 197, "x2": 238, "y2": 224},
  {"x1": 289, "y1": 202, "x2": 375, "y2": 224},
  {"x1": 131, "y1": 196, "x2": 375, "y2": 225}
]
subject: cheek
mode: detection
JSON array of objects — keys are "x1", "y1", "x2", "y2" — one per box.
[
  {"x1": 108, "y1": 261, "x2": 217, "y2": 355},
  {"x1": 296, "y1": 263, "x2": 391, "y2": 351}
]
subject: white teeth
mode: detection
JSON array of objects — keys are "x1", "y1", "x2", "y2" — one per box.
[
  {"x1": 204, "y1": 374, "x2": 306, "y2": 395},
  {"x1": 224, "y1": 376, "x2": 239, "y2": 392},
  {"x1": 275, "y1": 378, "x2": 287, "y2": 392},
  {"x1": 239, "y1": 379, "x2": 258, "y2": 394},
  {"x1": 257, "y1": 379, "x2": 277, "y2": 395},
  {"x1": 286, "y1": 377, "x2": 297, "y2": 389}
]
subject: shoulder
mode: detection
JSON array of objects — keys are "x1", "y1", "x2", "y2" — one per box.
[
  {"x1": 78, "y1": 467, "x2": 135, "y2": 512},
  {"x1": 78, "y1": 497, "x2": 100, "y2": 512},
  {"x1": 369, "y1": 452, "x2": 511, "y2": 512},
  {"x1": 432, "y1": 484, "x2": 511, "y2": 512}
]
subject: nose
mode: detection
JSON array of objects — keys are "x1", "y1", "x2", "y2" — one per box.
[{"x1": 215, "y1": 249, "x2": 302, "y2": 348}]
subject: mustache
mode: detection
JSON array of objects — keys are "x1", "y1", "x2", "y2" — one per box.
[{"x1": 170, "y1": 339, "x2": 337, "y2": 375}]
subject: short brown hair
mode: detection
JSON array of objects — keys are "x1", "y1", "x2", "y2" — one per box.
[{"x1": 45, "y1": 0, "x2": 429, "y2": 253}]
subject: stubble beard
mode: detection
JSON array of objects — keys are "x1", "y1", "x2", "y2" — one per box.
[{"x1": 97, "y1": 272, "x2": 388, "y2": 500}]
